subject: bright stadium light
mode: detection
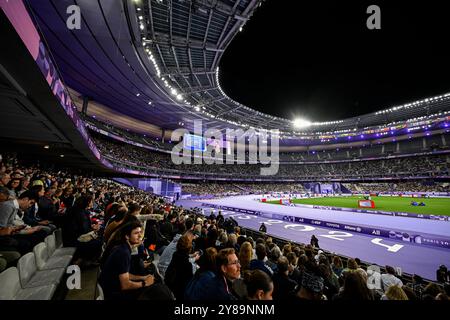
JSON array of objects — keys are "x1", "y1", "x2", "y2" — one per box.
[{"x1": 293, "y1": 118, "x2": 312, "y2": 128}]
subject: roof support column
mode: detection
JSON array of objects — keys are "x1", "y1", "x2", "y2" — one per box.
[{"x1": 81, "y1": 95, "x2": 89, "y2": 115}]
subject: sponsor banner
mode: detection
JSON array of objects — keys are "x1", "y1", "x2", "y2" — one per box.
[
  {"x1": 358, "y1": 199, "x2": 375, "y2": 208},
  {"x1": 201, "y1": 203, "x2": 450, "y2": 249},
  {"x1": 292, "y1": 203, "x2": 449, "y2": 221}
]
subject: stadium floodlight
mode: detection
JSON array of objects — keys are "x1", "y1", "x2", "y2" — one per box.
[{"x1": 292, "y1": 118, "x2": 311, "y2": 128}]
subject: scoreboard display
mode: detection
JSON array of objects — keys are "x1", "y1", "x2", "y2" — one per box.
[{"x1": 183, "y1": 133, "x2": 206, "y2": 152}]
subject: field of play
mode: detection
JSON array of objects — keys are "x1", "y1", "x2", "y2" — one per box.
[{"x1": 266, "y1": 196, "x2": 450, "y2": 216}]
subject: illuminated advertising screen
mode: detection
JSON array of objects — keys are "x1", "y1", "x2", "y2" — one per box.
[{"x1": 183, "y1": 134, "x2": 206, "y2": 152}]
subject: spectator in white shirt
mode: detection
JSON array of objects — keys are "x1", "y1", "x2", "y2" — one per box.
[{"x1": 381, "y1": 265, "x2": 403, "y2": 291}]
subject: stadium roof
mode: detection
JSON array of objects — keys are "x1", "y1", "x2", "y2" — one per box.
[{"x1": 27, "y1": 0, "x2": 450, "y2": 137}]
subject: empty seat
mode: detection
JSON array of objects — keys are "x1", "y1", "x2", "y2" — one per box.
[
  {"x1": 53, "y1": 229, "x2": 77, "y2": 256},
  {"x1": 45, "y1": 233, "x2": 75, "y2": 258},
  {"x1": 34, "y1": 242, "x2": 72, "y2": 270},
  {"x1": 0, "y1": 267, "x2": 56, "y2": 300},
  {"x1": 17, "y1": 252, "x2": 65, "y2": 289}
]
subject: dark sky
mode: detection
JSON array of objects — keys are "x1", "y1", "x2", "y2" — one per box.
[{"x1": 219, "y1": 0, "x2": 450, "y2": 122}]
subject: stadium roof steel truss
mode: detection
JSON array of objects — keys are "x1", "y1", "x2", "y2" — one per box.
[{"x1": 27, "y1": 0, "x2": 450, "y2": 138}]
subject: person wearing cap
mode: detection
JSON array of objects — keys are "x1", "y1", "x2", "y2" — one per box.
[{"x1": 292, "y1": 266, "x2": 325, "y2": 300}]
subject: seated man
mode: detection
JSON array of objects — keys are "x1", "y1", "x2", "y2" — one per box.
[
  {"x1": 99, "y1": 221, "x2": 154, "y2": 300},
  {"x1": 188, "y1": 248, "x2": 241, "y2": 300},
  {"x1": 249, "y1": 243, "x2": 274, "y2": 276},
  {"x1": 0, "y1": 191, "x2": 47, "y2": 251}
]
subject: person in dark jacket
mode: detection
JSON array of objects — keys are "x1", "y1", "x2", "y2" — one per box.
[
  {"x1": 259, "y1": 222, "x2": 267, "y2": 233},
  {"x1": 272, "y1": 257, "x2": 297, "y2": 300},
  {"x1": 62, "y1": 194, "x2": 102, "y2": 265},
  {"x1": 188, "y1": 248, "x2": 240, "y2": 300},
  {"x1": 184, "y1": 247, "x2": 217, "y2": 300},
  {"x1": 164, "y1": 232, "x2": 196, "y2": 300},
  {"x1": 249, "y1": 243, "x2": 273, "y2": 276}
]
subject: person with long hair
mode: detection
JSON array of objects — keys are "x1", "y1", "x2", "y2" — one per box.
[
  {"x1": 62, "y1": 194, "x2": 102, "y2": 266},
  {"x1": 333, "y1": 270, "x2": 374, "y2": 300},
  {"x1": 382, "y1": 285, "x2": 409, "y2": 300},
  {"x1": 238, "y1": 241, "x2": 253, "y2": 272},
  {"x1": 164, "y1": 232, "x2": 197, "y2": 300},
  {"x1": 246, "y1": 269, "x2": 274, "y2": 300},
  {"x1": 6, "y1": 178, "x2": 22, "y2": 199},
  {"x1": 185, "y1": 247, "x2": 218, "y2": 300}
]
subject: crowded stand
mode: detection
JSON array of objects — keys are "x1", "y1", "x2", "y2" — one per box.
[
  {"x1": 2, "y1": 0, "x2": 450, "y2": 306},
  {"x1": 1, "y1": 154, "x2": 449, "y2": 301},
  {"x1": 181, "y1": 183, "x2": 306, "y2": 196},
  {"x1": 344, "y1": 182, "x2": 450, "y2": 194},
  {"x1": 93, "y1": 134, "x2": 449, "y2": 180},
  {"x1": 86, "y1": 116, "x2": 450, "y2": 162}
]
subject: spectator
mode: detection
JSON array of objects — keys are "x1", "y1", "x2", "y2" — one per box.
[
  {"x1": 249, "y1": 243, "x2": 273, "y2": 276},
  {"x1": 98, "y1": 221, "x2": 154, "y2": 300},
  {"x1": 157, "y1": 225, "x2": 188, "y2": 278},
  {"x1": 184, "y1": 247, "x2": 218, "y2": 300},
  {"x1": 333, "y1": 271, "x2": 373, "y2": 300},
  {"x1": 62, "y1": 194, "x2": 102, "y2": 266},
  {"x1": 165, "y1": 232, "x2": 198, "y2": 300},
  {"x1": 6, "y1": 178, "x2": 22, "y2": 199},
  {"x1": 422, "y1": 283, "x2": 443, "y2": 300},
  {"x1": 246, "y1": 269, "x2": 274, "y2": 300},
  {"x1": 197, "y1": 248, "x2": 241, "y2": 300},
  {"x1": 238, "y1": 241, "x2": 253, "y2": 272},
  {"x1": 272, "y1": 256, "x2": 297, "y2": 300},
  {"x1": 0, "y1": 186, "x2": 10, "y2": 202},
  {"x1": 381, "y1": 285, "x2": 409, "y2": 300},
  {"x1": 381, "y1": 265, "x2": 403, "y2": 291},
  {"x1": 0, "y1": 173, "x2": 11, "y2": 188},
  {"x1": 331, "y1": 256, "x2": 344, "y2": 277},
  {"x1": 293, "y1": 266, "x2": 325, "y2": 301}
]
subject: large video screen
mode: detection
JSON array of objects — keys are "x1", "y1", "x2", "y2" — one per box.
[{"x1": 183, "y1": 134, "x2": 206, "y2": 152}]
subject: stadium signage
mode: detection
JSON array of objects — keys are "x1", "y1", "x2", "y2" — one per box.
[
  {"x1": 202, "y1": 203, "x2": 450, "y2": 249},
  {"x1": 171, "y1": 120, "x2": 280, "y2": 176},
  {"x1": 293, "y1": 203, "x2": 450, "y2": 221}
]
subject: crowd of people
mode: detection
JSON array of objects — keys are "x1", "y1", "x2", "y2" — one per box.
[
  {"x1": 181, "y1": 183, "x2": 306, "y2": 196},
  {"x1": 1, "y1": 153, "x2": 449, "y2": 301},
  {"x1": 344, "y1": 182, "x2": 450, "y2": 194},
  {"x1": 93, "y1": 134, "x2": 449, "y2": 180},
  {"x1": 86, "y1": 116, "x2": 450, "y2": 161}
]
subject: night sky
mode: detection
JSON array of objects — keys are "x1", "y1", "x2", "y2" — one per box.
[{"x1": 219, "y1": 0, "x2": 450, "y2": 122}]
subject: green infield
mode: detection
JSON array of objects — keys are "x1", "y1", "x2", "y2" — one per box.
[{"x1": 266, "y1": 196, "x2": 450, "y2": 216}]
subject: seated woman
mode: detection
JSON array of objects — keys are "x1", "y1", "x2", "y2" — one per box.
[
  {"x1": 62, "y1": 194, "x2": 102, "y2": 267},
  {"x1": 246, "y1": 269, "x2": 274, "y2": 300}
]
